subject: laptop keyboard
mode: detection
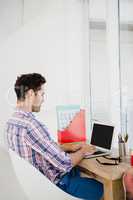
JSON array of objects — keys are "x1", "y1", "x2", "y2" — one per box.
[{"x1": 84, "y1": 150, "x2": 105, "y2": 158}]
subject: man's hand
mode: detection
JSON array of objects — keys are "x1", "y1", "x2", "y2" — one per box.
[
  {"x1": 80, "y1": 143, "x2": 96, "y2": 155},
  {"x1": 68, "y1": 143, "x2": 96, "y2": 167},
  {"x1": 60, "y1": 142, "x2": 96, "y2": 167},
  {"x1": 61, "y1": 142, "x2": 95, "y2": 154}
]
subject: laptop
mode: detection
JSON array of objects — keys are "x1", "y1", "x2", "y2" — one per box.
[{"x1": 85, "y1": 122, "x2": 114, "y2": 158}]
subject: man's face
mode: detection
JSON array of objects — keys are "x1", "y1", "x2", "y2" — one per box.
[{"x1": 32, "y1": 85, "x2": 45, "y2": 112}]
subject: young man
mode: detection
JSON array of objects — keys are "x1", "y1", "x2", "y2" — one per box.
[{"x1": 6, "y1": 73, "x2": 103, "y2": 200}]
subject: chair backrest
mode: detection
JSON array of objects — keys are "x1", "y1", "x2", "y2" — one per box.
[
  {"x1": 123, "y1": 170, "x2": 133, "y2": 200},
  {"x1": 9, "y1": 149, "x2": 78, "y2": 200},
  {"x1": 0, "y1": 147, "x2": 28, "y2": 200}
]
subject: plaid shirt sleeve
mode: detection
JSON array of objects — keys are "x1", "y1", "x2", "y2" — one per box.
[{"x1": 24, "y1": 120, "x2": 73, "y2": 173}]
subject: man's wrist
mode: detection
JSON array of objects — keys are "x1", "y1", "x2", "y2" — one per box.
[{"x1": 78, "y1": 148, "x2": 86, "y2": 158}]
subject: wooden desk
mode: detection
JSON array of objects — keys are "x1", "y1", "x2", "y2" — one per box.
[{"x1": 79, "y1": 157, "x2": 131, "y2": 200}]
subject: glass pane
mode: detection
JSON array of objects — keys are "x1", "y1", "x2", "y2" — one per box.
[
  {"x1": 119, "y1": 0, "x2": 133, "y2": 148},
  {"x1": 89, "y1": 0, "x2": 110, "y2": 123},
  {"x1": 89, "y1": 0, "x2": 120, "y2": 133}
]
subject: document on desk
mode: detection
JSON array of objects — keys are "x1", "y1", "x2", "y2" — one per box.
[{"x1": 56, "y1": 105, "x2": 86, "y2": 144}]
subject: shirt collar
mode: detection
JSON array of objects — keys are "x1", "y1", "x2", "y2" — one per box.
[{"x1": 15, "y1": 108, "x2": 35, "y2": 118}]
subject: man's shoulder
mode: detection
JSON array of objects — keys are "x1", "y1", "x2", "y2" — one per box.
[
  {"x1": 6, "y1": 111, "x2": 47, "y2": 133},
  {"x1": 6, "y1": 112, "x2": 34, "y2": 128}
]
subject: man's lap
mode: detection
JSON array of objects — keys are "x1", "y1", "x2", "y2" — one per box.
[{"x1": 57, "y1": 167, "x2": 103, "y2": 200}]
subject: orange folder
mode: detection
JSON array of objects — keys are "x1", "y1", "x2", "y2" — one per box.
[{"x1": 58, "y1": 109, "x2": 86, "y2": 144}]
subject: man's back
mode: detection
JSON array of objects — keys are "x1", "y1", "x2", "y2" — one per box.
[{"x1": 6, "y1": 109, "x2": 72, "y2": 185}]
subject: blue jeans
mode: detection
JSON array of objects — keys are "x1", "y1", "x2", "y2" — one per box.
[{"x1": 57, "y1": 167, "x2": 103, "y2": 200}]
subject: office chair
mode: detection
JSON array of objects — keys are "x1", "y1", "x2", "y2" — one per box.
[
  {"x1": 0, "y1": 146, "x2": 28, "y2": 200},
  {"x1": 9, "y1": 149, "x2": 78, "y2": 200},
  {"x1": 123, "y1": 168, "x2": 133, "y2": 200}
]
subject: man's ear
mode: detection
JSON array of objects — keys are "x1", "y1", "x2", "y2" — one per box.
[{"x1": 26, "y1": 89, "x2": 34, "y2": 98}]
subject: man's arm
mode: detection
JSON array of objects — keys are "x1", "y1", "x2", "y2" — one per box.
[
  {"x1": 26, "y1": 120, "x2": 95, "y2": 171},
  {"x1": 60, "y1": 143, "x2": 83, "y2": 152},
  {"x1": 51, "y1": 140, "x2": 95, "y2": 167},
  {"x1": 69, "y1": 144, "x2": 95, "y2": 166},
  {"x1": 60, "y1": 143, "x2": 95, "y2": 166}
]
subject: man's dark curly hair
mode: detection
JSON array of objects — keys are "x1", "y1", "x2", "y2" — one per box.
[{"x1": 14, "y1": 73, "x2": 46, "y2": 100}]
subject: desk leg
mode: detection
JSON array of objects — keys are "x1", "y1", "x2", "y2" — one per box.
[{"x1": 103, "y1": 178, "x2": 125, "y2": 200}]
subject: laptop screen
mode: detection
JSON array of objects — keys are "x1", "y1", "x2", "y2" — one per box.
[{"x1": 90, "y1": 123, "x2": 114, "y2": 150}]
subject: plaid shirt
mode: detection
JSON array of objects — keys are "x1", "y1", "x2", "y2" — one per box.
[{"x1": 6, "y1": 109, "x2": 73, "y2": 184}]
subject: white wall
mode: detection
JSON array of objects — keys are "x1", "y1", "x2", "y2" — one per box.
[
  {"x1": 0, "y1": 0, "x2": 23, "y2": 44},
  {"x1": 0, "y1": 0, "x2": 89, "y2": 146}
]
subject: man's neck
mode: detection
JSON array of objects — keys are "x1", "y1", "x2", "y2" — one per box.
[{"x1": 17, "y1": 101, "x2": 32, "y2": 112}]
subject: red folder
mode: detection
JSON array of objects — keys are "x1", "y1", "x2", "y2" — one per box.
[{"x1": 58, "y1": 109, "x2": 86, "y2": 144}]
